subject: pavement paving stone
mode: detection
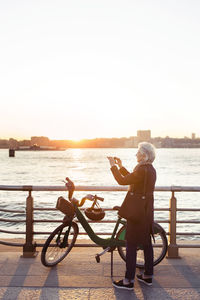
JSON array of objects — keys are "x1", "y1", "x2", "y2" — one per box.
[
  {"x1": 23, "y1": 276, "x2": 48, "y2": 287},
  {"x1": 0, "y1": 287, "x2": 200, "y2": 300},
  {"x1": 58, "y1": 288, "x2": 89, "y2": 300},
  {"x1": 38, "y1": 288, "x2": 90, "y2": 300},
  {"x1": 90, "y1": 288, "x2": 121, "y2": 300},
  {"x1": 143, "y1": 288, "x2": 200, "y2": 300},
  {"x1": 58, "y1": 275, "x2": 112, "y2": 288},
  {"x1": 0, "y1": 264, "x2": 19, "y2": 276},
  {"x1": 0, "y1": 277, "x2": 11, "y2": 287},
  {"x1": 54, "y1": 262, "x2": 104, "y2": 276},
  {"x1": 0, "y1": 287, "x2": 41, "y2": 300},
  {"x1": 103, "y1": 263, "x2": 126, "y2": 277},
  {"x1": 90, "y1": 287, "x2": 148, "y2": 300}
]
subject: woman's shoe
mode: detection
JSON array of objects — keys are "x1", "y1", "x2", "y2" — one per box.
[
  {"x1": 112, "y1": 279, "x2": 134, "y2": 290},
  {"x1": 136, "y1": 274, "x2": 152, "y2": 286}
]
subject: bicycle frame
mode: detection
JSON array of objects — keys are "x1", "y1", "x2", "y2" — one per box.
[{"x1": 74, "y1": 205, "x2": 126, "y2": 248}]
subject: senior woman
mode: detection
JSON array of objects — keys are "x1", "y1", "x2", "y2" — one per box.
[{"x1": 107, "y1": 142, "x2": 156, "y2": 290}]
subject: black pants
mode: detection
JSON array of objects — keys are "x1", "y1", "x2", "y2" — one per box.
[{"x1": 125, "y1": 236, "x2": 153, "y2": 280}]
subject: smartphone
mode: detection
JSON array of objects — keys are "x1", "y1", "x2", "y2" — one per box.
[{"x1": 114, "y1": 157, "x2": 118, "y2": 163}]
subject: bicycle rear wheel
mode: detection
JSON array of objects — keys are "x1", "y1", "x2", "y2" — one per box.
[
  {"x1": 41, "y1": 221, "x2": 78, "y2": 267},
  {"x1": 117, "y1": 222, "x2": 168, "y2": 268}
]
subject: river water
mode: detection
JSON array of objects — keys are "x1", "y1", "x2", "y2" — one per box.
[{"x1": 0, "y1": 148, "x2": 200, "y2": 240}]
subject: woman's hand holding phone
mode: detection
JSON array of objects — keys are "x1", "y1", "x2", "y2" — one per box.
[
  {"x1": 114, "y1": 157, "x2": 122, "y2": 168},
  {"x1": 107, "y1": 156, "x2": 115, "y2": 167},
  {"x1": 107, "y1": 156, "x2": 122, "y2": 168}
]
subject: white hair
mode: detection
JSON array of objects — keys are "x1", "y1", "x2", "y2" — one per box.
[{"x1": 138, "y1": 142, "x2": 156, "y2": 163}]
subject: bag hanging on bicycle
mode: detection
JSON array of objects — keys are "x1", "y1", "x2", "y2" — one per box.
[
  {"x1": 119, "y1": 167, "x2": 147, "y2": 223},
  {"x1": 56, "y1": 196, "x2": 75, "y2": 217}
]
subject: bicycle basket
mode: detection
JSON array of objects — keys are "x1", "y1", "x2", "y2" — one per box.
[
  {"x1": 56, "y1": 196, "x2": 75, "y2": 217},
  {"x1": 84, "y1": 207, "x2": 105, "y2": 221}
]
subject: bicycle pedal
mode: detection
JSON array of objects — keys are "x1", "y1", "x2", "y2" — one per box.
[{"x1": 95, "y1": 254, "x2": 100, "y2": 263}]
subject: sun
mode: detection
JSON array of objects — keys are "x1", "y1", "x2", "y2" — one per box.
[{"x1": 72, "y1": 137, "x2": 83, "y2": 142}]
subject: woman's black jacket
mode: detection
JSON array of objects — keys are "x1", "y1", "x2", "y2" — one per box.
[{"x1": 111, "y1": 163, "x2": 156, "y2": 245}]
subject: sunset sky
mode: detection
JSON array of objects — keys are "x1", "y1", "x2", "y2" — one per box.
[{"x1": 0, "y1": 0, "x2": 200, "y2": 140}]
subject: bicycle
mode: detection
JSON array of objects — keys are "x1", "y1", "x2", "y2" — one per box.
[{"x1": 41, "y1": 178, "x2": 168, "y2": 276}]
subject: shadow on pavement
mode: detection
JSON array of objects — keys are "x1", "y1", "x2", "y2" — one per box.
[{"x1": 1, "y1": 257, "x2": 31, "y2": 299}]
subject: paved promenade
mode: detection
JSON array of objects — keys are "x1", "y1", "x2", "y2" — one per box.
[{"x1": 0, "y1": 242, "x2": 200, "y2": 300}]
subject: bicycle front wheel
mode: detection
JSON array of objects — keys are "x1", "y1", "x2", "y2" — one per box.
[
  {"x1": 41, "y1": 221, "x2": 78, "y2": 267},
  {"x1": 117, "y1": 222, "x2": 168, "y2": 268}
]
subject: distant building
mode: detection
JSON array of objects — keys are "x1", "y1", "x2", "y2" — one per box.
[
  {"x1": 192, "y1": 133, "x2": 196, "y2": 139},
  {"x1": 137, "y1": 130, "x2": 151, "y2": 142},
  {"x1": 31, "y1": 136, "x2": 50, "y2": 146},
  {"x1": 152, "y1": 140, "x2": 162, "y2": 148},
  {"x1": 123, "y1": 137, "x2": 134, "y2": 148},
  {"x1": 0, "y1": 139, "x2": 9, "y2": 146},
  {"x1": 19, "y1": 140, "x2": 31, "y2": 147},
  {"x1": 132, "y1": 136, "x2": 139, "y2": 147},
  {"x1": 131, "y1": 130, "x2": 152, "y2": 148},
  {"x1": 8, "y1": 138, "x2": 18, "y2": 149}
]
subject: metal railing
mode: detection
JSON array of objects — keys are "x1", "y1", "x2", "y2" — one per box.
[{"x1": 0, "y1": 185, "x2": 200, "y2": 258}]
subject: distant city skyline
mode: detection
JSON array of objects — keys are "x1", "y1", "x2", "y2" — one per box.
[
  {"x1": 0, "y1": 130, "x2": 199, "y2": 142},
  {"x1": 1, "y1": 131, "x2": 200, "y2": 149},
  {"x1": 1, "y1": 1, "x2": 200, "y2": 140}
]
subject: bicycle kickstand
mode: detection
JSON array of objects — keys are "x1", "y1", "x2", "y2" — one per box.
[
  {"x1": 95, "y1": 247, "x2": 114, "y2": 279},
  {"x1": 95, "y1": 247, "x2": 111, "y2": 263},
  {"x1": 111, "y1": 250, "x2": 113, "y2": 279}
]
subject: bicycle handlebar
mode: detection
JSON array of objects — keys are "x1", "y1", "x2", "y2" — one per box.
[
  {"x1": 78, "y1": 194, "x2": 104, "y2": 207},
  {"x1": 64, "y1": 177, "x2": 104, "y2": 207},
  {"x1": 65, "y1": 177, "x2": 75, "y2": 200},
  {"x1": 94, "y1": 195, "x2": 104, "y2": 202}
]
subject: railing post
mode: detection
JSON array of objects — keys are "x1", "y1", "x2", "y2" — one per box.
[
  {"x1": 23, "y1": 190, "x2": 37, "y2": 257},
  {"x1": 167, "y1": 191, "x2": 179, "y2": 258}
]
